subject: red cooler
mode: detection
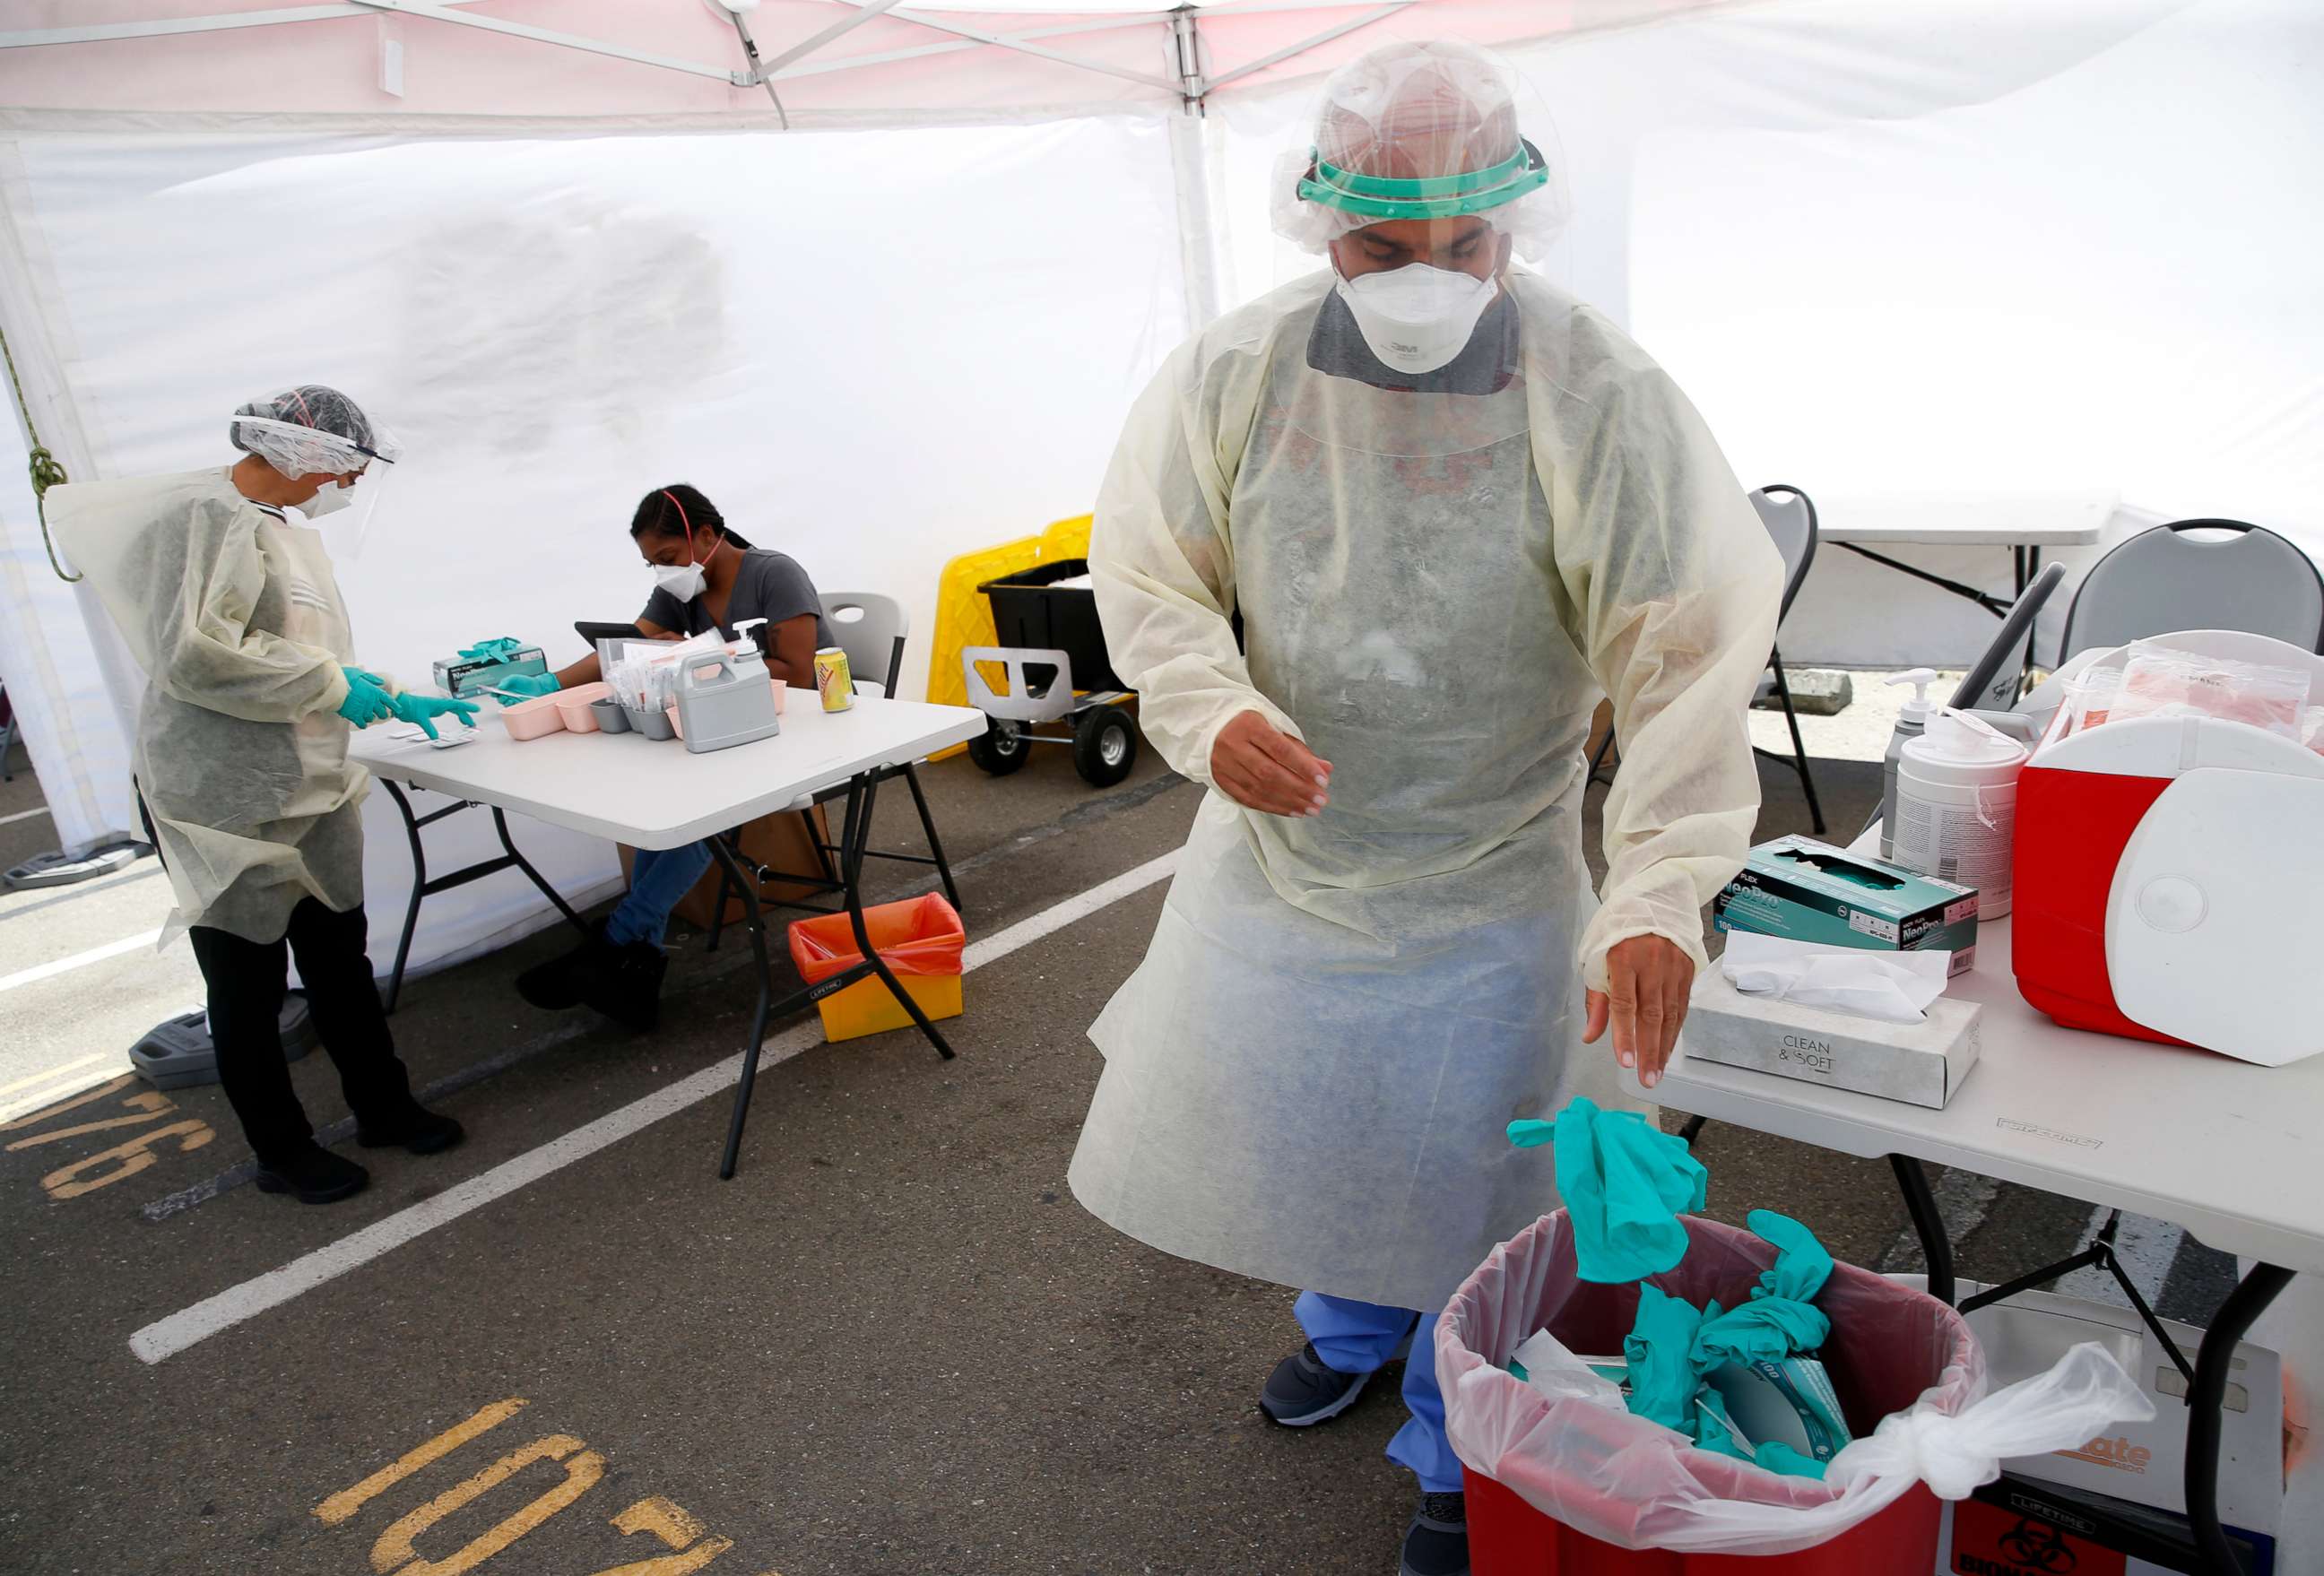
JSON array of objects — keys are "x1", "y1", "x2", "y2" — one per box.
[{"x1": 2012, "y1": 631, "x2": 2324, "y2": 1066}]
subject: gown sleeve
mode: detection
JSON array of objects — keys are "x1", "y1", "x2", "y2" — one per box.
[
  {"x1": 1088, "y1": 340, "x2": 1299, "y2": 790},
  {"x1": 1545, "y1": 351, "x2": 1783, "y2": 991}
]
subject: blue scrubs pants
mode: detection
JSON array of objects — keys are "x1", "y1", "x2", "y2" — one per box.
[
  {"x1": 605, "y1": 841, "x2": 715, "y2": 948},
  {"x1": 1296, "y1": 1291, "x2": 1461, "y2": 1494}
]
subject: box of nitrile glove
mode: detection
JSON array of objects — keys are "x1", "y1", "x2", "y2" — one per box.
[
  {"x1": 431, "y1": 644, "x2": 548, "y2": 698},
  {"x1": 1714, "y1": 836, "x2": 1980, "y2": 977}
]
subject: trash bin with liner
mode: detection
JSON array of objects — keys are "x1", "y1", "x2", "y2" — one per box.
[
  {"x1": 787, "y1": 894, "x2": 965, "y2": 1043},
  {"x1": 1438, "y1": 1210, "x2": 2151, "y2": 1573}
]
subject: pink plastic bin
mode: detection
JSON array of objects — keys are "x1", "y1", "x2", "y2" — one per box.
[
  {"x1": 551, "y1": 680, "x2": 611, "y2": 733},
  {"x1": 495, "y1": 692, "x2": 567, "y2": 742}
]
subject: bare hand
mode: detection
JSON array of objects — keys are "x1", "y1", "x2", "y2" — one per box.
[
  {"x1": 1210, "y1": 710, "x2": 1331, "y2": 818},
  {"x1": 1583, "y1": 935, "x2": 1695, "y2": 1088}
]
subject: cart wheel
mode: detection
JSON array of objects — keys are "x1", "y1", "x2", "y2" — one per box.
[
  {"x1": 967, "y1": 719, "x2": 1030, "y2": 776},
  {"x1": 1072, "y1": 706, "x2": 1139, "y2": 788}
]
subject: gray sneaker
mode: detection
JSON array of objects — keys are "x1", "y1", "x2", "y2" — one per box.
[
  {"x1": 1260, "y1": 1342, "x2": 1375, "y2": 1427},
  {"x1": 1399, "y1": 1491, "x2": 1468, "y2": 1576}
]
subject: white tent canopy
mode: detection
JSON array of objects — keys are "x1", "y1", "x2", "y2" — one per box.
[{"x1": 3, "y1": 0, "x2": 2317, "y2": 979}]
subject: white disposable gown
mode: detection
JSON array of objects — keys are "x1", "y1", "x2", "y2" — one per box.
[
  {"x1": 1069, "y1": 269, "x2": 1782, "y2": 1312},
  {"x1": 48, "y1": 467, "x2": 369, "y2": 945}
]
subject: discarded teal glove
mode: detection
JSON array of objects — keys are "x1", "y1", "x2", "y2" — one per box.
[
  {"x1": 1622, "y1": 1285, "x2": 1710, "y2": 1430},
  {"x1": 497, "y1": 672, "x2": 561, "y2": 698},
  {"x1": 1508, "y1": 1095, "x2": 1709, "y2": 1284},
  {"x1": 336, "y1": 667, "x2": 395, "y2": 728},
  {"x1": 389, "y1": 690, "x2": 480, "y2": 740},
  {"x1": 1617, "y1": 1210, "x2": 1842, "y2": 1480}
]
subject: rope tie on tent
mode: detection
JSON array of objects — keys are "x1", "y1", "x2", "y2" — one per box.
[{"x1": 0, "y1": 325, "x2": 79, "y2": 583}]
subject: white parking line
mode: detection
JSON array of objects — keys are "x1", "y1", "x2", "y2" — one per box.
[
  {"x1": 0, "y1": 930, "x2": 162, "y2": 996},
  {"x1": 129, "y1": 850, "x2": 1178, "y2": 1364},
  {"x1": 0, "y1": 806, "x2": 53, "y2": 827}
]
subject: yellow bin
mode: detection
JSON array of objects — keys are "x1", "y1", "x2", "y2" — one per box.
[{"x1": 788, "y1": 894, "x2": 965, "y2": 1043}]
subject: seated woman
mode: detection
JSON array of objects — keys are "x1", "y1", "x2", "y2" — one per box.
[{"x1": 508, "y1": 483, "x2": 835, "y2": 1030}]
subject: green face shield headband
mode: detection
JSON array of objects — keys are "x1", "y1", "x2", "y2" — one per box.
[{"x1": 1296, "y1": 137, "x2": 1550, "y2": 221}]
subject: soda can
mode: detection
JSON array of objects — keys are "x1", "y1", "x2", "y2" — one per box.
[{"x1": 813, "y1": 646, "x2": 854, "y2": 713}]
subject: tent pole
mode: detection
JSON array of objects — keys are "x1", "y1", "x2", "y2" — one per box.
[{"x1": 1168, "y1": 9, "x2": 1225, "y2": 332}]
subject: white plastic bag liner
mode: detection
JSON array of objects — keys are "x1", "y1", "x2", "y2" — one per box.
[{"x1": 1439, "y1": 1210, "x2": 2154, "y2": 1557}]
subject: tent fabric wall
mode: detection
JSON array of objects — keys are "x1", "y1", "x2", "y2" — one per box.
[
  {"x1": 0, "y1": 0, "x2": 2319, "y2": 980},
  {"x1": 1212, "y1": 0, "x2": 2323, "y2": 665},
  {"x1": 0, "y1": 113, "x2": 1189, "y2": 970}
]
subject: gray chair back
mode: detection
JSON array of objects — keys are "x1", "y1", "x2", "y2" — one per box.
[
  {"x1": 2060, "y1": 520, "x2": 2324, "y2": 661},
  {"x1": 1749, "y1": 485, "x2": 1818, "y2": 621},
  {"x1": 820, "y1": 591, "x2": 908, "y2": 696}
]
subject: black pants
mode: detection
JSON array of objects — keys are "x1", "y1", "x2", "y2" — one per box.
[{"x1": 187, "y1": 898, "x2": 415, "y2": 1164}]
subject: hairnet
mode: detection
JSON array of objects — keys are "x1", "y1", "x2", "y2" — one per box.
[
  {"x1": 1271, "y1": 39, "x2": 1570, "y2": 259},
  {"x1": 229, "y1": 385, "x2": 403, "y2": 480}
]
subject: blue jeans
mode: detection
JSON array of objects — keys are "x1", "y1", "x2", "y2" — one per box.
[
  {"x1": 605, "y1": 841, "x2": 715, "y2": 948},
  {"x1": 1296, "y1": 1291, "x2": 1460, "y2": 1494}
]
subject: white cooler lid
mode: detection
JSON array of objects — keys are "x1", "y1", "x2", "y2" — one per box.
[{"x1": 2109, "y1": 767, "x2": 2324, "y2": 1065}]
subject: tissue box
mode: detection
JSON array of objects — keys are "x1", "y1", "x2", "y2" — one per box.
[
  {"x1": 432, "y1": 645, "x2": 549, "y2": 698},
  {"x1": 1683, "y1": 970, "x2": 1982, "y2": 1108},
  {"x1": 1714, "y1": 835, "x2": 1980, "y2": 975}
]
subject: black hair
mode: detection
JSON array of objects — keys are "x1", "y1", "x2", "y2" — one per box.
[{"x1": 629, "y1": 484, "x2": 751, "y2": 550}]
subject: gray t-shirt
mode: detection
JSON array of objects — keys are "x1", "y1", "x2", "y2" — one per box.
[{"x1": 637, "y1": 547, "x2": 836, "y2": 654}]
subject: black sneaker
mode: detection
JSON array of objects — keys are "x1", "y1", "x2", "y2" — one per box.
[
  {"x1": 356, "y1": 1104, "x2": 465, "y2": 1156},
  {"x1": 1400, "y1": 1491, "x2": 1468, "y2": 1576},
  {"x1": 254, "y1": 1144, "x2": 369, "y2": 1205},
  {"x1": 515, "y1": 924, "x2": 617, "y2": 1011},
  {"x1": 1260, "y1": 1342, "x2": 1375, "y2": 1427},
  {"x1": 579, "y1": 938, "x2": 669, "y2": 1033}
]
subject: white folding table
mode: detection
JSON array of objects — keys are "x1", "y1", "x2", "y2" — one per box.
[
  {"x1": 351, "y1": 696, "x2": 988, "y2": 1178},
  {"x1": 1636, "y1": 915, "x2": 2320, "y2": 1573},
  {"x1": 1819, "y1": 494, "x2": 2114, "y2": 677}
]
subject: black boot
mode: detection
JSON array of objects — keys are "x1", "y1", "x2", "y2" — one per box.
[
  {"x1": 579, "y1": 936, "x2": 669, "y2": 1033},
  {"x1": 357, "y1": 1103, "x2": 465, "y2": 1155},
  {"x1": 514, "y1": 923, "x2": 618, "y2": 1011},
  {"x1": 254, "y1": 1143, "x2": 369, "y2": 1205},
  {"x1": 1400, "y1": 1491, "x2": 1468, "y2": 1576}
]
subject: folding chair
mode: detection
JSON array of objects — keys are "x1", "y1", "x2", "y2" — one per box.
[
  {"x1": 2060, "y1": 519, "x2": 2324, "y2": 662},
  {"x1": 1591, "y1": 484, "x2": 1825, "y2": 832},
  {"x1": 703, "y1": 592, "x2": 961, "y2": 947}
]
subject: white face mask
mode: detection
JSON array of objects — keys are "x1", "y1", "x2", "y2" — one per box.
[
  {"x1": 1333, "y1": 262, "x2": 1500, "y2": 376},
  {"x1": 653, "y1": 560, "x2": 707, "y2": 602},
  {"x1": 299, "y1": 480, "x2": 353, "y2": 519}
]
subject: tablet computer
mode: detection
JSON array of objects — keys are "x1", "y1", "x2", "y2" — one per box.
[{"x1": 575, "y1": 619, "x2": 644, "y2": 645}]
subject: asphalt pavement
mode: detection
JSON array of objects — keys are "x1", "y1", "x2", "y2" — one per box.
[{"x1": 0, "y1": 727, "x2": 2232, "y2": 1575}]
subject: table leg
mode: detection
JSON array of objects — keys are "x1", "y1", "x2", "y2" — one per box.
[
  {"x1": 379, "y1": 784, "x2": 588, "y2": 1015},
  {"x1": 2189, "y1": 1263, "x2": 2293, "y2": 1576},
  {"x1": 382, "y1": 780, "x2": 428, "y2": 1016},
  {"x1": 712, "y1": 830, "x2": 781, "y2": 1182},
  {"x1": 1890, "y1": 1155, "x2": 1956, "y2": 1306},
  {"x1": 1835, "y1": 542, "x2": 2013, "y2": 618},
  {"x1": 491, "y1": 807, "x2": 586, "y2": 934},
  {"x1": 840, "y1": 772, "x2": 956, "y2": 1062}
]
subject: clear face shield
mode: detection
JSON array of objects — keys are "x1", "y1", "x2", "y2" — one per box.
[{"x1": 230, "y1": 411, "x2": 403, "y2": 559}]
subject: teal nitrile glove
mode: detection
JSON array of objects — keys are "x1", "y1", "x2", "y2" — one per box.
[
  {"x1": 1508, "y1": 1095, "x2": 1710, "y2": 1284},
  {"x1": 459, "y1": 636, "x2": 525, "y2": 661},
  {"x1": 1621, "y1": 1285, "x2": 1709, "y2": 1430},
  {"x1": 389, "y1": 690, "x2": 481, "y2": 740},
  {"x1": 1689, "y1": 1208, "x2": 1835, "y2": 1368},
  {"x1": 337, "y1": 667, "x2": 395, "y2": 728},
  {"x1": 498, "y1": 672, "x2": 561, "y2": 698}
]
